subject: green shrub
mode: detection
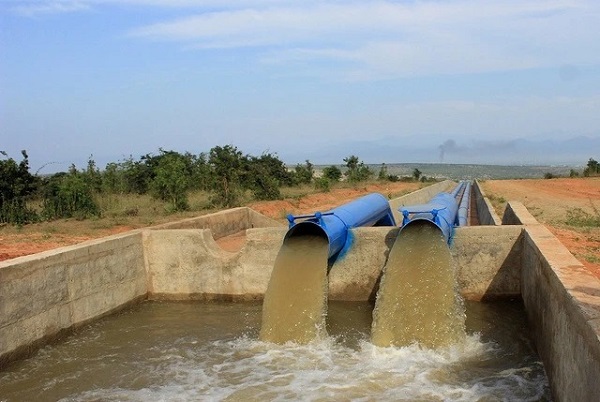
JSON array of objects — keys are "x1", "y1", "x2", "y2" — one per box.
[
  {"x1": 343, "y1": 155, "x2": 372, "y2": 182},
  {"x1": 0, "y1": 150, "x2": 39, "y2": 224},
  {"x1": 322, "y1": 165, "x2": 342, "y2": 182},
  {"x1": 314, "y1": 177, "x2": 331, "y2": 192},
  {"x1": 150, "y1": 152, "x2": 190, "y2": 211},
  {"x1": 41, "y1": 169, "x2": 100, "y2": 220},
  {"x1": 583, "y1": 158, "x2": 599, "y2": 177},
  {"x1": 294, "y1": 160, "x2": 314, "y2": 184}
]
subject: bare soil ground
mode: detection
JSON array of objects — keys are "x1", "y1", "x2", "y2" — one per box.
[
  {"x1": 247, "y1": 181, "x2": 421, "y2": 223},
  {"x1": 481, "y1": 177, "x2": 600, "y2": 278},
  {"x1": 2, "y1": 179, "x2": 598, "y2": 281}
]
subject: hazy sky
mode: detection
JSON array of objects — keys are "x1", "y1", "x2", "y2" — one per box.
[{"x1": 2, "y1": 0, "x2": 600, "y2": 172}]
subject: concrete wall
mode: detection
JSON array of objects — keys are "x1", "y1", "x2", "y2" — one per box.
[
  {"x1": 144, "y1": 228, "x2": 286, "y2": 300},
  {"x1": 473, "y1": 180, "x2": 502, "y2": 226},
  {"x1": 452, "y1": 225, "x2": 522, "y2": 300},
  {"x1": 388, "y1": 179, "x2": 454, "y2": 224},
  {"x1": 143, "y1": 223, "x2": 523, "y2": 302},
  {"x1": 329, "y1": 225, "x2": 523, "y2": 302},
  {"x1": 328, "y1": 227, "x2": 398, "y2": 301},
  {"x1": 502, "y1": 201, "x2": 540, "y2": 226},
  {"x1": 144, "y1": 226, "x2": 409, "y2": 302},
  {"x1": 151, "y1": 207, "x2": 283, "y2": 238},
  {"x1": 142, "y1": 180, "x2": 482, "y2": 302},
  {"x1": 144, "y1": 226, "x2": 394, "y2": 301},
  {"x1": 523, "y1": 224, "x2": 600, "y2": 402},
  {"x1": 505, "y1": 201, "x2": 600, "y2": 401},
  {"x1": 0, "y1": 232, "x2": 147, "y2": 368}
]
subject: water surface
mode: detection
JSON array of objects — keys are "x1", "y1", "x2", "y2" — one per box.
[{"x1": 0, "y1": 301, "x2": 549, "y2": 401}]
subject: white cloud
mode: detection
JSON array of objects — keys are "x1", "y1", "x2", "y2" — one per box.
[
  {"x1": 125, "y1": 0, "x2": 600, "y2": 78},
  {"x1": 13, "y1": 0, "x2": 600, "y2": 78},
  {"x1": 8, "y1": 0, "x2": 317, "y2": 17},
  {"x1": 11, "y1": 1, "x2": 91, "y2": 17}
]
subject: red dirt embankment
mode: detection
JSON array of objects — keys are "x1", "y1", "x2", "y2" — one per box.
[
  {"x1": 1, "y1": 179, "x2": 598, "y2": 281},
  {"x1": 482, "y1": 178, "x2": 600, "y2": 278},
  {"x1": 0, "y1": 225, "x2": 136, "y2": 262},
  {"x1": 248, "y1": 182, "x2": 420, "y2": 222},
  {"x1": 0, "y1": 182, "x2": 419, "y2": 261}
]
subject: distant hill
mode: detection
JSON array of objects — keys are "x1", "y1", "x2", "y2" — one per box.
[
  {"x1": 313, "y1": 162, "x2": 580, "y2": 180},
  {"x1": 290, "y1": 136, "x2": 599, "y2": 166}
]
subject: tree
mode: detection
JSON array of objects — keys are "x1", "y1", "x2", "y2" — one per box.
[
  {"x1": 378, "y1": 163, "x2": 388, "y2": 181},
  {"x1": 294, "y1": 160, "x2": 314, "y2": 185},
  {"x1": 120, "y1": 155, "x2": 153, "y2": 194},
  {"x1": 343, "y1": 155, "x2": 372, "y2": 182},
  {"x1": 150, "y1": 151, "x2": 190, "y2": 211},
  {"x1": 584, "y1": 158, "x2": 599, "y2": 177},
  {"x1": 102, "y1": 162, "x2": 126, "y2": 194},
  {"x1": 246, "y1": 152, "x2": 293, "y2": 189},
  {"x1": 322, "y1": 165, "x2": 342, "y2": 182},
  {"x1": 343, "y1": 155, "x2": 359, "y2": 171},
  {"x1": 209, "y1": 145, "x2": 245, "y2": 207},
  {"x1": 245, "y1": 154, "x2": 282, "y2": 201},
  {"x1": 41, "y1": 167, "x2": 100, "y2": 220},
  {"x1": 84, "y1": 155, "x2": 102, "y2": 193},
  {"x1": 187, "y1": 152, "x2": 212, "y2": 191},
  {"x1": 412, "y1": 168, "x2": 422, "y2": 182},
  {"x1": 314, "y1": 177, "x2": 330, "y2": 192},
  {"x1": 0, "y1": 150, "x2": 38, "y2": 224}
]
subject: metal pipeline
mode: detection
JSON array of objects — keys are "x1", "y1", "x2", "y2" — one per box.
[
  {"x1": 399, "y1": 183, "x2": 463, "y2": 244},
  {"x1": 285, "y1": 193, "x2": 396, "y2": 259},
  {"x1": 457, "y1": 181, "x2": 471, "y2": 226},
  {"x1": 450, "y1": 181, "x2": 466, "y2": 199}
]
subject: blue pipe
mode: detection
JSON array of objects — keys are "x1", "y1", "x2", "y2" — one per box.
[
  {"x1": 450, "y1": 181, "x2": 466, "y2": 199},
  {"x1": 399, "y1": 191, "x2": 460, "y2": 245},
  {"x1": 285, "y1": 193, "x2": 396, "y2": 259},
  {"x1": 457, "y1": 181, "x2": 471, "y2": 226}
]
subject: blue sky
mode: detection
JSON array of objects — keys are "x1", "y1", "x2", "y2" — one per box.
[{"x1": 1, "y1": 0, "x2": 600, "y2": 172}]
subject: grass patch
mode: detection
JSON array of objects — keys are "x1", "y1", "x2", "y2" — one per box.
[
  {"x1": 486, "y1": 193, "x2": 507, "y2": 216},
  {"x1": 280, "y1": 184, "x2": 317, "y2": 200},
  {"x1": 584, "y1": 253, "x2": 600, "y2": 264},
  {"x1": 565, "y1": 208, "x2": 600, "y2": 228}
]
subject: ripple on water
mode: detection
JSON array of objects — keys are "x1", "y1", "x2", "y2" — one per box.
[{"x1": 0, "y1": 302, "x2": 549, "y2": 402}]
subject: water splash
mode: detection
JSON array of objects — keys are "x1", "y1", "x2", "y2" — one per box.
[
  {"x1": 260, "y1": 235, "x2": 329, "y2": 344},
  {"x1": 372, "y1": 222, "x2": 466, "y2": 348},
  {"x1": 0, "y1": 302, "x2": 549, "y2": 401}
]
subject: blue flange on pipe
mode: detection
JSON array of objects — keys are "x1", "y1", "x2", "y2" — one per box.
[{"x1": 285, "y1": 193, "x2": 396, "y2": 259}]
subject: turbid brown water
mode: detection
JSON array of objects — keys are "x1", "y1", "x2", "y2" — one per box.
[
  {"x1": 0, "y1": 301, "x2": 549, "y2": 401},
  {"x1": 0, "y1": 223, "x2": 549, "y2": 400},
  {"x1": 259, "y1": 235, "x2": 329, "y2": 344},
  {"x1": 372, "y1": 222, "x2": 466, "y2": 348}
]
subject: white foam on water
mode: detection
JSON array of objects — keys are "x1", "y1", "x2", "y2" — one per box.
[{"x1": 58, "y1": 334, "x2": 548, "y2": 402}]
